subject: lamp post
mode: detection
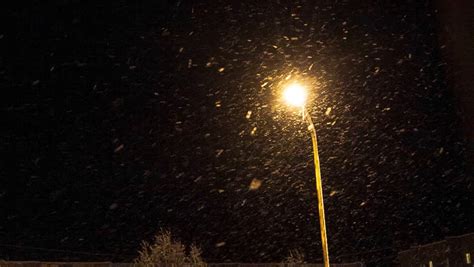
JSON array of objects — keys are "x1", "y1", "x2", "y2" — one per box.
[{"x1": 282, "y1": 83, "x2": 330, "y2": 267}]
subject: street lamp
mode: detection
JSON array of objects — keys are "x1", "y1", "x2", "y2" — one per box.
[{"x1": 282, "y1": 82, "x2": 330, "y2": 267}]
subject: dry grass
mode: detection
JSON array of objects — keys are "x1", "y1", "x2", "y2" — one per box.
[
  {"x1": 134, "y1": 229, "x2": 206, "y2": 267},
  {"x1": 285, "y1": 249, "x2": 305, "y2": 264}
]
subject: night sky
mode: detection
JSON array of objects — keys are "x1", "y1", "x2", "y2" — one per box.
[{"x1": 1, "y1": 0, "x2": 473, "y2": 265}]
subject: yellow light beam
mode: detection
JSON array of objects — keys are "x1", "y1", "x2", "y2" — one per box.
[{"x1": 282, "y1": 81, "x2": 330, "y2": 267}]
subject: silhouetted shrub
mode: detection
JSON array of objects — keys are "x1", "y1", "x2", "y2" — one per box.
[
  {"x1": 134, "y1": 229, "x2": 206, "y2": 267},
  {"x1": 285, "y1": 249, "x2": 305, "y2": 264}
]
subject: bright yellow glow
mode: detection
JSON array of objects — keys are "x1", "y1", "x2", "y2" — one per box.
[{"x1": 283, "y1": 83, "x2": 307, "y2": 107}]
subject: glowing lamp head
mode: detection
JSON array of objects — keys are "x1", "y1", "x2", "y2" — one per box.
[{"x1": 283, "y1": 83, "x2": 308, "y2": 107}]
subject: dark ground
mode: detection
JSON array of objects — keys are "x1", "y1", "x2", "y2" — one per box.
[{"x1": 1, "y1": 0, "x2": 473, "y2": 265}]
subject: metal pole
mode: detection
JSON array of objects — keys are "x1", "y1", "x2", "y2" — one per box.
[{"x1": 305, "y1": 110, "x2": 330, "y2": 267}]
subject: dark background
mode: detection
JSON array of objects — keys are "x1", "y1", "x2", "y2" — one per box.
[{"x1": 1, "y1": 0, "x2": 473, "y2": 265}]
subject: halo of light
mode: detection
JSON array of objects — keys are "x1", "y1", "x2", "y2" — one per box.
[{"x1": 283, "y1": 83, "x2": 307, "y2": 107}]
